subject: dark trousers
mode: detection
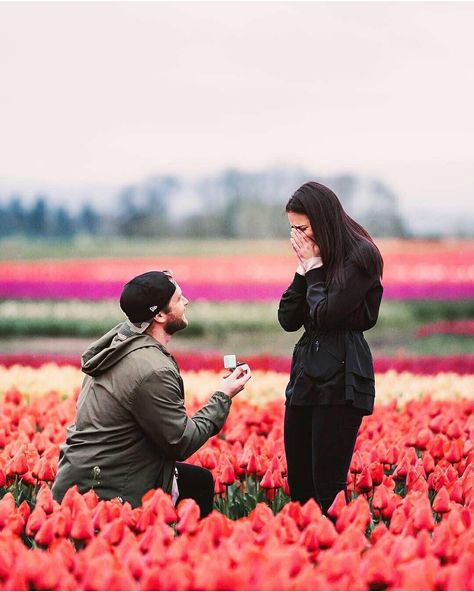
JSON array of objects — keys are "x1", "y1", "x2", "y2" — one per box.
[
  {"x1": 176, "y1": 462, "x2": 214, "y2": 518},
  {"x1": 284, "y1": 404, "x2": 363, "y2": 515}
]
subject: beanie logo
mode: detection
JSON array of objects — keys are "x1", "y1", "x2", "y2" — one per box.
[{"x1": 149, "y1": 305, "x2": 158, "y2": 312}]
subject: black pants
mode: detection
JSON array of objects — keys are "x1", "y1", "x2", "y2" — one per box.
[
  {"x1": 176, "y1": 462, "x2": 214, "y2": 518},
  {"x1": 284, "y1": 404, "x2": 363, "y2": 515}
]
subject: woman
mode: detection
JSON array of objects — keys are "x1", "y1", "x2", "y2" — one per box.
[{"x1": 278, "y1": 181, "x2": 383, "y2": 515}]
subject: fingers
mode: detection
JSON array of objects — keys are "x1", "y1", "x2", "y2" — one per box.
[
  {"x1": 228, "y1": 365, "x2": 251, "y2": 383},
  {"x1": 290, "y1": 229, "x2": 306, "y2": 249},
  {"x1": 291, "y1": 228, "x2": 320, "y2": 258}
]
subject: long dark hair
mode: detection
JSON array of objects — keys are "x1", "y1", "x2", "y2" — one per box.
[{"x1": 286, "y1": 181, "x2": 383, "y2": 288}]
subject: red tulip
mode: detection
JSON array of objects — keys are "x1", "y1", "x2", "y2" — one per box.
[
  {"x1": 392, "y1": 456, "x2": 410, "y2": 480},
  {"x1": 317, "y1": 517, "x2": 338, "y2": 549},
  {"x1": 220, "y1": 462, "x2": 236, "y2": 486},
  {"x1": 249, "y1": 502, "x2": 273, "y2": 533},
  {"x1": 124, "y1": 547, "x2": 146, "y2": 581},
  {"x1": 259, "y1": 466, "x2": 275, "y2": 489},
  {"x1": 176, "y1": 498, "x2": 200, "y2": 534},
  {"x1": 428, "y1": 466, "x2": 450, "y2": 492},
  {"x1": 372, "y1": 484, "x2": 390, "y2": 511},
  {"x1": 369, "y1": 462, "x2": 384, "y2": 486},
  {"x1": 200, "y1": 448, "x2": 218, "y2": 470},
  {"x1": 327, "y1": 490, "x2": 347, "y2": 520},
  {"x1": 82, "y1": 488, "x2": 99, "y2": 510},
  {"x1": 350, "y1": 450, "x2": 364, "y2": 474},
  {"x1": 26, "y1": 505, "x2": 47, "y2": 536},
  {"x1": 246, "y1": 451, "x2": 263, "y2": 476},
  {"x1": 299, "y1": 523, "x2": 320, "y2": 552},
  {"x1": 422, "y1": 452, "x2": 435, "y2": 474},
  {"x1": 370, "y1": 521, "x2": 389, "y2": 544},
  {"x1": 446, "y1": 419, "x2": 463, "y2": 439},
  {"x1": 445, "y1": 555, "x2": 474, "y2": 591},
  {"x1": 449, "y1": 479, "x2": 464, "y2": 504},
  {"x1": 36, "y1": 457, "x2": 56, "y2": 481},
  {"x1": 397, "y1": 557, "x2": 439, "y2": 590},
  {"x1": 444, "y1": 439, "x2": 464, "y2": 463},
  {"x1": 282, "y1": 477, "x2": 290, "y2": 496},
  {"x1": 381, "y1": 493, "x2": 399, "y2": 521},
  {"x1": 5, "y1": 388, "x2": 22, "y2": 405},
  {"x1": 100, "y1": 517, "x2": 124, "y2": 545},
  {"x1": 266, "y1": 488, "x2": 276, "y2": 501},
  {"x1": 214, "y1": 477, "x2": 225, "y2": 495},
  {"x1": 356, "y1": 466, "x2": 373, "y2": 493},
  {"x1": 0, "y1": 493, "x2": 15, "y2": 528},
  {"x1": 272, "y1": 469, "x2": 283, "y2": 489},
  {"x1": 429, "y1": 413, "x2": 445, "y2": 433},
  {"x1": 412, "y1": 500, "x2": 435, "y2": 531},
  {"x1": 429, "y1": 433, "x2": 448, "y2": 460},
  {"x1": 36, "y1": 485, "x2": 54, "y2": 514},
  {"x1": 433, "y1": 486, "x2": 451, "y2": 513},
  {"x1": 415, "y1": 428, "x2": 433, "y2": 450},
  {"x1": 6, "y1": 450, "x2": 28, "y2": 476},
  {"x1": 389, "y1": 505, "x2": 407, "y2": 535},
  {"x1": 35, "y1": 517, "x2": 55, "y2": 546},
  {"x1": 71, "y1": 511, "x2": 94, "y2": 541},
  {"x1": 360, "y1": 548, "x2": 397, "y2": 589},
  {"x1": 385, "y1": 444, "x2": 399, "y2": 466}
]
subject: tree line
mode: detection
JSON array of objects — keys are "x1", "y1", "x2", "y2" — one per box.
[{"x1": 0, "y1": 168, "x2": 408, "y2": 239}]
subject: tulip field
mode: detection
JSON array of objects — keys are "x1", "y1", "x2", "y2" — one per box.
[
  {"x1": 0, "y1": 238, "x2": 473, "y2": 590},
  {"x1": 1, "y1": 359, "x2": 474, "y2": 590}
]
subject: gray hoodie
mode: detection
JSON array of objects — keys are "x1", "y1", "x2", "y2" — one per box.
[{"x1": 52, "y1": 323, "x2": 232, "y2": 508}]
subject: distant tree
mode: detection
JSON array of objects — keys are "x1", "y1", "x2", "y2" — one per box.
[
  {"x1": 78, "y1": 203, "x2": 101, "y2": 235},
  {"x1": 2, "y1": 195, "x2": 27, "y2": 236},
  {"x1": 28, "y1": 196, "x2": 50, "y2": 236},
  {"x1": 117, "y1": 176, "x2": 178, "y2": 237},
  {"x1": 52, "y1": 207, "x2": 76, "y2": 238}
]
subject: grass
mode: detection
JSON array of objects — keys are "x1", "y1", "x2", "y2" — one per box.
[
  {"x1": 0, "y1": 299, "x2": 472, "y2": 357},
  {"x1": 0, "y1": 237, "x2": 291, "y2": 259}
]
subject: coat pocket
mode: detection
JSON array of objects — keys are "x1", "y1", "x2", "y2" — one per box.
[{"x1": 303, "y1": 339, "x2": 345, "y2": 382}]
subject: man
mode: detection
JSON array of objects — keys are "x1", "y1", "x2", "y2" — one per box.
[{"x1": 52, "y1": 270, "x2": 251, "y2": 516}]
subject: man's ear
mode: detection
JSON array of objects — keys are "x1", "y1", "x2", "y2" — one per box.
[{"x1": 153, "y1": 311, "x2": 167, "y2": 325}]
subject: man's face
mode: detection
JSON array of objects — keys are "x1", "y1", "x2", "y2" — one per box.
[{"x1": 163, "y1": 285, "x2": 189, "y2": 335}]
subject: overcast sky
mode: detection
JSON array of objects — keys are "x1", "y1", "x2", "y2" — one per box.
[{"x1": 0, "y1": 1, "x2": 473, "y2": 223}]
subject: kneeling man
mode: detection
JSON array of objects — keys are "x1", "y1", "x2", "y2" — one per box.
[{"x1": 52, "y1": 270, "x2": 250, "y2": 516}]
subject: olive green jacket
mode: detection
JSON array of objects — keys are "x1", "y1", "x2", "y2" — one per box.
[{"x1": 52, "y1": 323, "x2": 231, "y2": 508}]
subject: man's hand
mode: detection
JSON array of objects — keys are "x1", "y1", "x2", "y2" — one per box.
[
  {"x1": 290, "y1": 228, "x2": 321, "y2": 264},
  {"x1": 219, "y1": 365, "x2": 252, "y2": 399}
]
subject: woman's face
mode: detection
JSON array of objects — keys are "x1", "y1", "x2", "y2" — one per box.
[{"x1": 287, "y1": 211, "x2": 315, "y2": 241}]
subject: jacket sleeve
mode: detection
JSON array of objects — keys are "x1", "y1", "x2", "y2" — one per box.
[
  {"x1": 305, "y1": 262, "x2": 378, "y2": 331},
  {"x1": 131, "y1": 369, "x2": 232, "y2": 461},
  {"x1": 278, "y1": 273, "x2": 307, "y2": 332}
]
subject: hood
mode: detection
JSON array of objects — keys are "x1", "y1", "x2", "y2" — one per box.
[{"x1": 81, "y1": 322, "x2": 165, "y2": 377}]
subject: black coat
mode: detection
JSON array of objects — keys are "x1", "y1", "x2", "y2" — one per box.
[{"x1": 278, "y1": 260, "x2": 383, "y2": 415}]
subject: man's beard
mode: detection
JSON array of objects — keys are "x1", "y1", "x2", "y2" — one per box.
[{"x1": 164, "y1": 314, "x2": 188, "y2": 335}]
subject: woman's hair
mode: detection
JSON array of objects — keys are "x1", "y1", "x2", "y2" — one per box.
[{"x1": 286, "y1": 181, "x2": 384, "y2": 287}]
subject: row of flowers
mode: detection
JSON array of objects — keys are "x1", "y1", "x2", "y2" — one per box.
[
  {"x1": 416, "y1": 320, "x2": 474, "y2": 337},
  {"x1": 2, "y1": 245, "x2": 473, "y2": 283},
  {"x1": 1, "y1": 243, "x2": 473, "y2": 301},
  {"x1": 2, "y1": 351, "x2": 474, "y2": 377},
  {"x1": 2, "y1": 280, "x2": 473, "y2": 301},
  {"x1": 1, "y1": 364, "x2": 474, "y2": 407},
  {"x1": 1, "y1": 383, "x2": 474, "y2": 589},
  {"x1": 2, "y1": 365, "x2": 474, "y2": 407}
]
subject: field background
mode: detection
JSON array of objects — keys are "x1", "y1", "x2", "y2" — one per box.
[{"x1": 1, "y1": 236, "x2": 473, "y2": 362}]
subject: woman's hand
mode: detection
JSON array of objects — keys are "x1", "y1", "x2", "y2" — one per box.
[{"x1": 290, "y1": 228, "x2": 321, "y2": 265}]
